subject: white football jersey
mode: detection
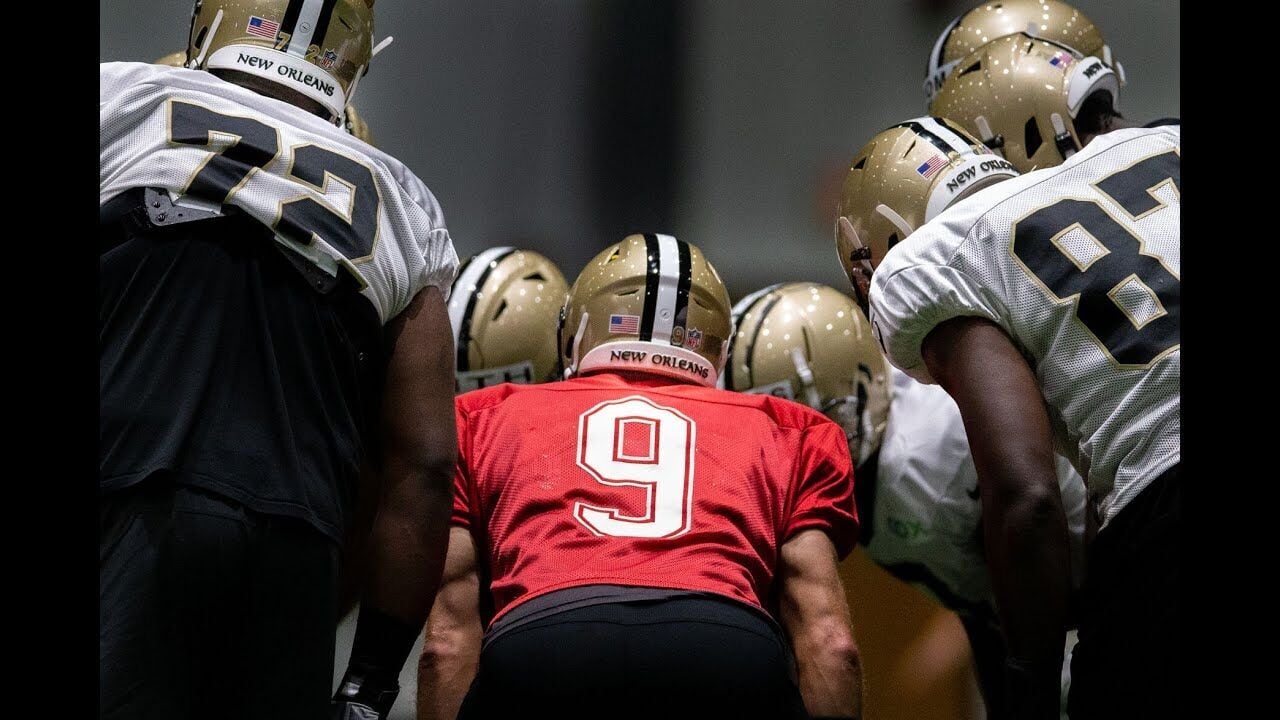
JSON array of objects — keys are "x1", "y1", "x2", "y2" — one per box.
[
  {"x1": 871, "y1": 125, "x2": 1180, "y2": 528},
  {"x1": 100, "y1": 62, "x2": 459, "y2": 324},
  {"x1": 868, "y1": 368, "x2": 1087, "y2": 611}
]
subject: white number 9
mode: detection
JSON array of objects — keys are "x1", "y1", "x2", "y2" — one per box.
[{"x1": 574, "y1": 396, "x2": 697, "y2": 539}]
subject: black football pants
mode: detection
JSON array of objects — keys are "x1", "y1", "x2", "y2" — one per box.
[
  {"x1": 1068, "y1": 463, "x2": 1180, "y2": 719},
  {"x1": 100, "y1": 480, "x2": 339, "y2": 720},
  {"x1": 457, "y1": 596, "x2": 810, "y2": 720}
]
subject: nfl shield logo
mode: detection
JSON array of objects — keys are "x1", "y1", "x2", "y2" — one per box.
[
  {"x1": 686, "y1": 329, "x2": 703, "y2": 350},
  {"x1": 319, "y1": 49, "x2": 338, "y2": 70}
]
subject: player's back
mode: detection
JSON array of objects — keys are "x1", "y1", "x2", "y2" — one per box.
[
  {"x1": 872, "y1": 123, "x2": 1179, "y2": 527},
  {"x1": 99, "y1": 61, "x2": 457, "y2": 324},
  {"x1": 453, "y1": 371, "x2": 858, "y2": 624}
]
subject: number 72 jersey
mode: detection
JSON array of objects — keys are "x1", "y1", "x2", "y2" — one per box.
[
  {"x1": 100, "y1": 62, "x2": 459, "y2": 324},
  {"x1": 870, "y1": 124, "x2": 1179, "y2": 529}
]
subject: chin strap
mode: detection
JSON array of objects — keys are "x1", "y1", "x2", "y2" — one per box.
[
  {"x1": 789, "y1": 347, "x2": 823, "y2": 410},
  {"x1": 564, "y1": 312, "x2": 590, "y2": 379},
  {"x1": 1050, "y1": 112, "x2": 1079, "y2": 161}
]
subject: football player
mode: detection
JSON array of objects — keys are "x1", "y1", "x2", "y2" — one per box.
[
  {"x1": 726, "y1": 279, "x2": 1086, "y2": 720},
  {"x1": 922, "y1": 0, "x2": 1123, "y2": 107},
  {"x1": 411, "y1": 247, "x2": 569, "y2": 718},
  {"x1": 100, "y1": 2, "x2": 460, "y2": 719},
  {"x1": 420, "y1": 234, "x2": 862, "y2": 720},
  {"x1": 448, "y1": 247, "x2": 570, "y2": 392},
  {"x1": 863, "y1": 36, "x2": 1178, "y2": 720}
]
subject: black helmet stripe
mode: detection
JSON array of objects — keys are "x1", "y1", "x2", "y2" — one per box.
[
  {"x1": 892, "y1": 118, "x2": 969, "y2": 157},
  {"x1": 282, "y1": 0, "x2": 332, "y2": 56},
  {"x1": 280, "y1": 1, "x2": 307, "y2": 45},
  {"x1": 724, "y1": 283, "x2": 783, "y2": 391},
  {"x1": 674, "y1": 238, "x2": 692, "y2": 334},
  {"x1": 454, "y1": 247, "x2": 518, "y2": 372},
  {"x1": 639, "y1": 234, "x2": 662, "y2": 342},
  {"x1": 311, "y1": 0, "x2": 340, "y2": 50},
  {"x1": 743, "y1": 292, "x2": 784, "y2": 390},
  {"x1": 638, "y1": 233, "x2": 690, "y2": 345}
]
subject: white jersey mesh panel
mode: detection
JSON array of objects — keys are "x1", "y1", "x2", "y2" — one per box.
[
  {"x1": 100, "y1": 62, "x2": 459, "y2": 324},
  {"x1": 870, "y1": 126, "x2": 1180, "y2": 528}
]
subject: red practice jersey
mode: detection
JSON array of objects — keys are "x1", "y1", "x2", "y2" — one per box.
[{"x1": 452, "y1": 371, "x2": 858, "y2": 624}]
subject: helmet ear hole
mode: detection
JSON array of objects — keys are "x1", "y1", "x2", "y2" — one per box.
[
  {"x1": 959, "y1": 61, "x2": 982, "y2": 76},
  {"x1": 1024, "y1": 117, "x2": 1043, "y2": 157},
  {"x1": 193, "y1": 26, "x2": 209, "y2": 53},
  {"x1": 852, "y1": 157, "x2": 867, "y2": 170},
  {"x1": 886, "y1": 233, "x2": 900, "y2": 251},
  {"x1": 523, "y1": 272, "x2": 546, "y2": 281}
]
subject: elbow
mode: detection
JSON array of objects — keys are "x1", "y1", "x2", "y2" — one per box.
[
  {"x1": 830, "y1": 631, "x2": 862, "y2": 676},
  {"x1": 999, "y1": 482, "x2": 1062, "y2": 534},
  {"x1": 806, "y1": 618, "x2": 861, "y2": 675},
  {"x1": 419, "y1": 446, "x2": 456, "y2": 493},
  {"x1": 388, "y1": 435, "x2": 456, "y2": 497},
  {"x1": 419, "y1": 627, "x2": 469, "y2": 671}
]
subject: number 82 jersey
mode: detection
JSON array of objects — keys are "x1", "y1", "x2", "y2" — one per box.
[
  {"x1": 100, "y1": 62, "x2": 459, "y2": 324},
  {"x1": 869, "y1": 124, "x2": 1179, "y2": 529}
]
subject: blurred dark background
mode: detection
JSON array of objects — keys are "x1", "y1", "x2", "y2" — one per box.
[{"x1": 101, "y1": 0, "x2": 1179, "y2": 301}]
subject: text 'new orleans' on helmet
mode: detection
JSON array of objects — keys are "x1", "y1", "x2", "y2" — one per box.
[
  {"x1": 559, "y1": 234, "x2": 733, "y2": 388},
  {"x1": 930, "y1": 32, "x2": 1120, "y2": 173},
  {"x1": 724, "y1": 283, "x2": 891, "y2": 468},
  {"x1": 448, "y1": 247, "x2": 569, "y2": 393},
  {"x1": 834, "y1": 116, "x2": 1019, "y2": 310},
  {"x1": 923, "y1": 0, "x2": 1123, "y2": 105},
  {"x1": 154, "y1": 47, "x2": 376, "y2": 144},
  {"x1": 186, "y1": 0, "x2": 379, "y2": 124}
]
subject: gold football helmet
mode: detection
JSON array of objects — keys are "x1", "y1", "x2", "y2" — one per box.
[
  {"x1": 930, "y1": 33, "x2": 1120, "y2": 173},
  {"x1": 448, "y1": 247, "x2": 569, "y2": 393},
  {"x1": 559, "y1": 234, "x2": 732, "y2": 388},
  {"x1": 834, "y1": 117, "x2": 1019, "y2": 309},
  {"x1": 923, "y1": 0, "x2": 1122, "y2": 105},
  {"x1": 724, "y1": 283, "x2": 891, "y2": 467},
  {"x1": 186, "y1": 0, "x2": 377, "y2": 123}
]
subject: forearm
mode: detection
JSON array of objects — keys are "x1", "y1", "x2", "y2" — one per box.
[
  {"x1": 779, "y1": 530, "x2": 862, "y2": 720},
  {"x1": 923, "y1": 317, "x2": 1069, "y2": 716},
  {"x1": 417, "y1": 625, "x2": 481, "y2": 720},
  {"x1": 363, "y1": 461, "x2": 454, "y2": 624},
  {"x1": 977, "y1": 454, "x2": 1069, "y2": 664},
  {"x1": 793, "y1": 630, "x2": 862, "y2": 719},
  {"x1": 417, "y1": 528, "x2": 484, "y2": 720}
]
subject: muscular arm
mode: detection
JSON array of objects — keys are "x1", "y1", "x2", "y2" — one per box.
[
  {"x1": 365, "y1": 284, "x2": 457, "y2": 623},
  {"x1": 337, "y1": 286, "x2": 458, "y2": 708},
  {"x1": 778, "y1": 529, "x2": 863, "y2": 720},
  {"x1": 922, "y1": 316, "x2": 1069, "y2": 718},
  {"x1": 417, "y1": 527, "x2": 483, "y2": 720}
]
